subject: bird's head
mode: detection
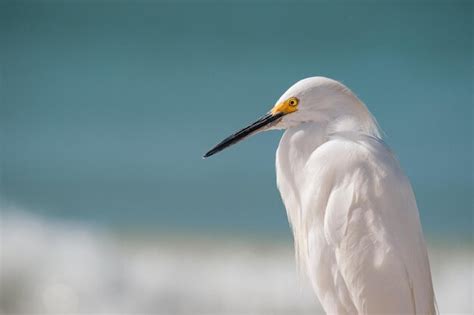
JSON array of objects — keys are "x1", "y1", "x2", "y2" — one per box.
[{"x1": 204, "y1": 76, "x2": 378, "y2": 158}]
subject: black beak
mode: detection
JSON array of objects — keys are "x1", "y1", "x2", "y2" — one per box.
[{"x1": 203, "y1": 112, "x2": 284, "y2": 158}]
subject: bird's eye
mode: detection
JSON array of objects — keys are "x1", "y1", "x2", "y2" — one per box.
[{"x1": 288, "y1": 97, "x2": 299, "y2": 107}]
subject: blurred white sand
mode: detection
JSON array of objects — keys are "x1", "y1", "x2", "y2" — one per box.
[{"x1": 1, "y1": 210, "x2": 472, "y2": 314}]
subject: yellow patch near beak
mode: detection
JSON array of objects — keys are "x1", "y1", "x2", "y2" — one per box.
[{"x1": 271, "y1": 97, "x2": 299, "y2": 115}]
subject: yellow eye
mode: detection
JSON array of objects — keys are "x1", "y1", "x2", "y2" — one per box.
[{"x1": 288, "y1": 97, "x2": 299, "y2": 107}]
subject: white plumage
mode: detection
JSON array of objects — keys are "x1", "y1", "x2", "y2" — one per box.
[{"x1": 205, "y1": 77, "x2": 436, "y2": 314}]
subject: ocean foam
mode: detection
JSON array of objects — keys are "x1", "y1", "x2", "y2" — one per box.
[{"x1": 1, "y1": 210, "x2": 472, "y2": 314}]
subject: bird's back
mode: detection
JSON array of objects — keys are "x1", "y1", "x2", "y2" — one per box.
[{"x1": 276, "y1": 125, "x2": 436, "y2": 314}]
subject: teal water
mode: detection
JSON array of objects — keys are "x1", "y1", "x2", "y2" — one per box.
[{"x1": 1, "y1": 1, "x2": 472, "y2": 241}]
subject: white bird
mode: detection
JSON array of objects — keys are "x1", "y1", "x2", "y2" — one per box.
[{"x1": 204, "y1": 77, "x2": 436, "y2": 314}]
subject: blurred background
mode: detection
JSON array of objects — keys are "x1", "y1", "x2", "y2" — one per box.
[{"x1": 1, "y1": 1, "x2": 472, "y2": 314}]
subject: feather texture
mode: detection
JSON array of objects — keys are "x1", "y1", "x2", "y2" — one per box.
[
  {"x1": 275, "y1": 78, "x2": 436, "y2": 314},
  {"x1": 277, "y1": 129, "x2": 435, "y2": 314}
]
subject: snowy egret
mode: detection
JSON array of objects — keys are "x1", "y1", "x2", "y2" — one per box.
[{"x1": 204, "y1": 77, "x2": 436, "y2": 314}]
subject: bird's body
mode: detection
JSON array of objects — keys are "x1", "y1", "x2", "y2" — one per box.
[
  {"x1": 276, "y1": 122, "x2": 435, "y2": 314},
  {"x1": 205, "y1": 77, "x2": 436, "y2": 314}
]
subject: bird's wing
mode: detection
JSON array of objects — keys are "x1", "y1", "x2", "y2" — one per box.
[{"x1": 302, "y1": 136, "x2": 436, "y2": 314}]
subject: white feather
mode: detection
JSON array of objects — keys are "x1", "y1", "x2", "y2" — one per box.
[{"x1": 275, "y1": 77, "x2": 436, "y2": 314}]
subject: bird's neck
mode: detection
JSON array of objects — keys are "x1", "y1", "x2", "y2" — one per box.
[
  {"x1": 280, "y1": 122, "x2": 328, "y2": 166},
  {"x1": 276, "y1": 123, "x2": 328, "y2": 207},
  {"x1": 276, "y1": 108, "x2": 381, "y2": 218},
  {"x1": 280, "y1": 107, "x2": 380, "y2": 164}
]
